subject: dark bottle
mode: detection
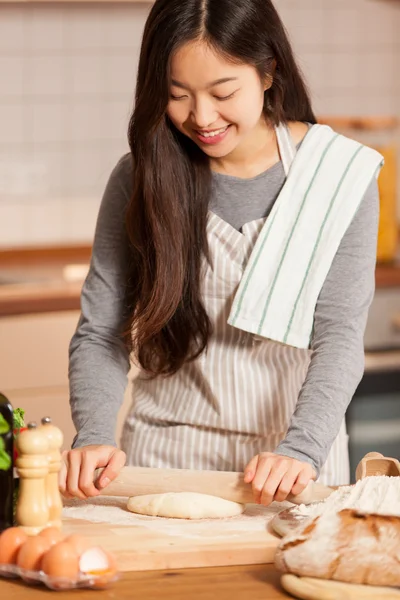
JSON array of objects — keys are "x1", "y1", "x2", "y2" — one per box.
[{"x1": 0, "y1": 393, "x2": 14, "y2": 532}]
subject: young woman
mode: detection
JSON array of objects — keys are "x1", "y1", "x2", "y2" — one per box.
[{"x1": 61, "y1": 0, "x2": 381, "y2": 505}]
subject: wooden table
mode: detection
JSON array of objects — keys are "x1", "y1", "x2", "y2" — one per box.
[{"x1": 0, "y1": 564, "x2": 291, "y2": 599}]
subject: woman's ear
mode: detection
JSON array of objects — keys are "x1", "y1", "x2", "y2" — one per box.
[{"x1": 264, "y1": 59, "x2": 277, "y2": 91}]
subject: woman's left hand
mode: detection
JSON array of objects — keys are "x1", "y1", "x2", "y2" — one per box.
[{"x1": 244, "y1": 452, "x2": 316, "y2": 506}]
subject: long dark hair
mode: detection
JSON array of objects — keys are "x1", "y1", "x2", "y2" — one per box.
[{"x1": 124, "y1": 0, "x2": 316, "y2": 376}]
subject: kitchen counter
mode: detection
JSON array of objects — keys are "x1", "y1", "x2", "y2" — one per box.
[
  {"x1": 0, "y1": 246, "x2": 91, "y2": 317},
  {"x1": 0, "y1": 564, "x2": 290, "y2": 599},
  {"x1": 1, "y1": 245, "x2": 400, "y2": 317}
]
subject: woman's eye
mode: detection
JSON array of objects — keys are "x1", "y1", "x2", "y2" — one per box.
[
  {"x1": 214, "y1": 92, "x2": 236, "y2": 101},
  {"x1": 170, "y1": 94, "x2": 187, "y2": 100}
]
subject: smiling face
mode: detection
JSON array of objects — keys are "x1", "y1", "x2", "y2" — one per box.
[{"x1": 166, "y1": 40, "x2": 270, "y2": 160}]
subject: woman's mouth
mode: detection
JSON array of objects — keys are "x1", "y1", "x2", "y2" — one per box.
[{"x1": 195, "y1": 125, "x2": 231, "y2": 145}]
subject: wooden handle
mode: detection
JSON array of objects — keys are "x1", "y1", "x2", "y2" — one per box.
[
  {"x1": 95, "y1": 467, "x2": 254, "y2": 503},
  {"x1": 94, "y1": 466, "x2": 333, "y2": 506},
  {"x1": 356, "y1": 452, "x2": 400, "y2": 481}
]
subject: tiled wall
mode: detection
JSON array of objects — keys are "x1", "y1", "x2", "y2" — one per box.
[{"x1": 0, "y1": 0, "x2": 399, "y2": 248}]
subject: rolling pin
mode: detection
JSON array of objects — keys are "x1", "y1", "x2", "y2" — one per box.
[{"x1": 94, "y1": 466, "x2": 333, "y2": 506}]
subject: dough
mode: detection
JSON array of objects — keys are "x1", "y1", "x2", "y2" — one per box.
[{"x1": 126, "y1": 492, "x2": 245, "y2": 519}]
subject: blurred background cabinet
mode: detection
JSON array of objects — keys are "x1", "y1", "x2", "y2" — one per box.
[
  {"x1": 0, "y1": 310, "x2": 134, "y2": 450},
  {"x1": 0, "y1": 311, "x2": 79, "y2": 450}
]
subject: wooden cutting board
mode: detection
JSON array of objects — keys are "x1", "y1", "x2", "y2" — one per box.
[{"x1": 62, "y1": 496, "x2": 287, "y2": 572}]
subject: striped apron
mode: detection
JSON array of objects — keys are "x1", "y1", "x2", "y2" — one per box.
[{"x1": 121, "y1": 125, "x2": 350, "y2": 487}]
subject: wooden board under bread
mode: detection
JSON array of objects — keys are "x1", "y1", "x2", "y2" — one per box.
[
  {"x1": 62, "y1": 497, "x2": 286, "y2": 572},
  {"x1": 271, "y1": 506, "x2": 308, "y2": 538},
  {"x1": 281, "y1": 574, "x2": 400, "y2": 599}
]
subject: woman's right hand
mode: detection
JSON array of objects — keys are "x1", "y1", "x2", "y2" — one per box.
[{"x1": 59, "y1": 445, "x2": 126, "y2": 500}]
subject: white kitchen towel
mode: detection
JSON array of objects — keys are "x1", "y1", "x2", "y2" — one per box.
[{"x1": 228, "y1": 124, "x2": 384, "y2": 349}]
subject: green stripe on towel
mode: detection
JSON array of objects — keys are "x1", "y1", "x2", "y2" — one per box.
[
  {"x1": 283, "y1": 144, "x2": 364, "y2": 343},
  {"x1": 255, "y1": 134, "x2": 340, "y2": 335}
]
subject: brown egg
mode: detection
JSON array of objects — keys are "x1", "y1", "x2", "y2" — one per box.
[
  {"x1": 39, "y1": 527, "x2": 64, "y2": 546},
  {"x1": 0, "y1": 527, "x2": 28, "y2": 565},
  {"x1": 63, "y1": 534, "x2": 89, "y2": 557},
  {"x1": 16, "y1": 536, "x2": 51, "y2": 577},
  {"x1": 79, "y1": 547, "x2": 118, "y2": 589},
  {"x1": 92, "y1": 551, "x2": 118, "y2": 589},
  {"x1": 41, "y1": 541, "x2": 80, "y2": 582}
]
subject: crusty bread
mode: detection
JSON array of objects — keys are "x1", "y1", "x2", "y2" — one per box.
[{"x1": 275, "y1": 509, "x2": 400, "y2": 587}]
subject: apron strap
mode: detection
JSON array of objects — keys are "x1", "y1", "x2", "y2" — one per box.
[{"x1": 275, "y1": 123, "x2": 297, "y2": 177}]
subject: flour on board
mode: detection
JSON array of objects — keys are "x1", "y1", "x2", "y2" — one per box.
[{"x1": 293, "y1": 476, "x2": 400, "y2": 519}]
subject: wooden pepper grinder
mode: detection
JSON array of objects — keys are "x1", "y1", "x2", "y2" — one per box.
[
  {"x1": 16, "y1": 422, "x2": 49, "y2": 535},
  {"x1": 38, "y1": 416, "x2": 63, "y2": 529}
]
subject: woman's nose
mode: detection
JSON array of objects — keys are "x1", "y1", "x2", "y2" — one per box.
[{"x1": 191, "y1": 98, "x2": 218, "y2": 129}]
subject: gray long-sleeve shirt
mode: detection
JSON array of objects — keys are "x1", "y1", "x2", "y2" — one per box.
[{"x1": 69, "y1": 150, "x2": 379, "y2": 474}]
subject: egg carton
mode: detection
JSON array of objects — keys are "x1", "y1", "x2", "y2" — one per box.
[{"x1": 0, "y1": 563, "x2": 119, "y2": 591}]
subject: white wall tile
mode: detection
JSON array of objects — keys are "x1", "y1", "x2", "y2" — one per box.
[
  {"x1": 102, "y1": 4, "x2": 149, "y2": 49},
  {"x1": 0, "y1": 104, "x2": 25, "y2": 144},
  {"x1": 358, "y1": 50, "x2": 397, "y2": 92},
  {"x1": 0, "y1": 57, "x2": 24, "y2": 96},
  {"x1": 100, "y1": 99, "x2": 132, "y2": 141},
  {"x1": 0, "y1": 6, "x2": 25, "y2": 53},
  {"x1": 0, "y1": 203, "x2": 28, "y2": 247},
  {"x1": 64, "y1": 198, "x2": 99, "y2": 243},
  {"x1": 312, "y1": 91, "x2": 368, "y2": 118},
  {"x1": 27, "y1": 5, "x2": 66, "y2": 52},
  {"x1": 66, "y1": 102, "x2": 102, "y2": 142},
  {"x1": 69, "y1": 55, "x2": 105, "y2": 96},
  {"x1": 309, "y1": 90, "x2": 328, "y2": 117},
  {"x1": 360, "y1": 93, "x2": 399, "y2": 116},
  {"x1": 29, "y1": 147, "x2": 72, "y2": 196},
  {"x1": 361, "y1": 1, "x2": 398, "y2": 46},
  {"x1": 323, "y1": 51, "x2": 361, "y2": 91},
  {"x1": 0, "y1": 153, "x2": 48, "y2": 199},
  {"x1": 287, "y1": 8, "x2": 325, "y2": 49},
  {"x1": 298, "y1": 52, "x2": 326, "y2": 93},
  {"x1": 103, "y1": 54, "x2": 138, "y2": 97},
  {"x1": 0, "y1": 1, "x2": 399, "y2": 248},
  {"x1": 26, "y1": 56, "x2": 68, "y2": 96},
  {"x1": 32, "y1": 103, "x2": 68, "y2": 144},
  {"x1": 23, "y1": 200, "x2": 66, "y2": 245},
  {"x1": 322, "y1": 7, "x2": 363, "y2": 50},
  {"x1": 64, "y1": 5, "x2": 106, "y2": 50},
  {"x1": 69, "y1": 144, "x2": 107, "y2": 194}
]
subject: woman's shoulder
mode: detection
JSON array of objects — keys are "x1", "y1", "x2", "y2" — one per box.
[
  {"x1": 95, "y1": 153, "x2": 134, "y2": 218},
  {"x1": 112, "y1": 152, "x2": 134, "y2": 181},
  {"x1": 287, "y1": 121, "x2": 310, "y2": 145},
  {"x1": 104, "y1": 152, "x2": 134, "y2": 201}
]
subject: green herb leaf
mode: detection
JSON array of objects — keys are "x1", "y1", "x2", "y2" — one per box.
[
  {"x1": 0, "y1": 450, "x2": 11, "y2": 470},
  {"x1": 13, "y1": 408, "x2": 25, "y2": 430},
  {"x1": 0, "y1": 438, "x2": 11, "y2": 470},
  {"x1": 0, "y1": 413, "x2": 10, "y2": 435}
]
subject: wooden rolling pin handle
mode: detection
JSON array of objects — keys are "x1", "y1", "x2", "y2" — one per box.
[
  {"x1": 94, "y1": 466, "x2": 254, "y2": 504},
  {"x1": 94, "y1": 467, "x2": 332, "y2": 506}
]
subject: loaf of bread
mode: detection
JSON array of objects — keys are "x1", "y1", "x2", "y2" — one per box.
[{"x1": 275, "y1": 509, "x2": 400, "y2": 587}]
